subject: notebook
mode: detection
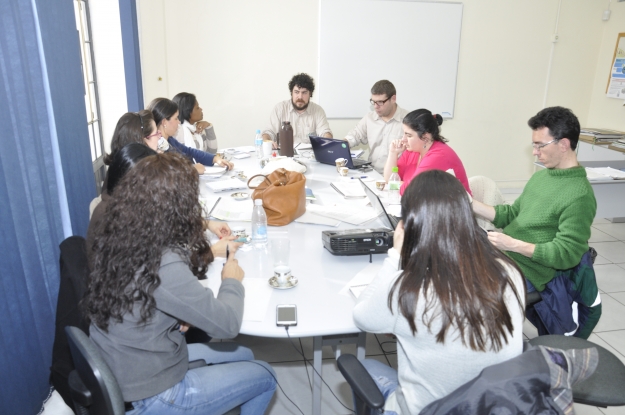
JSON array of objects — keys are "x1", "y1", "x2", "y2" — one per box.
[
  {"x1": 309, "y1": 136, "x2": 371, "y2": 169},
  {"x1": 358, "y1": 179, "x2": 400, "y2": 230}
]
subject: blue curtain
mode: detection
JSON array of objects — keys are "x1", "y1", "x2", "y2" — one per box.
[
  {"x1": 119, "y1": 0, "x2": 144, "y2": 111},
  {"x1": 0, "y1": 0, "x2": 95, "y2": 413}
]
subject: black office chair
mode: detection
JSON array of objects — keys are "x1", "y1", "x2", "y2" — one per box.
[
  {"x1": 528, "y1": 335, "x2": 625, "y2": 408},
  {"x1": 338, "y1": 335, "x2": 625, "y2": 415},
  {"x1": 65, "y1": 326, "x2": 242, "y2": 415},
  {"x1": 337, "y1": 354, "x2": 384, "y2": 415},
  {"x1": 50, "y1": 236, "x2": 90, "y2": 408},
  {"x1": 65, "y1": 326, "x2": 125, "y2": 415}
]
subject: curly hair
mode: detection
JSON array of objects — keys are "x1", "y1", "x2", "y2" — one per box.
[
  {"x1": 288, "y1": 73, "x2": 315, "y2": 96},
  {"x1": 403, "y1": 109, "x2": 447, "y2": 144},
  {"x1": 104, "y1": 111, "x2": 155, "y2": 165},
  {"x1": 389, "y1": 170, "x2": 524, "y2": 352},
  {"x1": 84, "y1": 152, "x2": 213, "y2": 331},
  {"x1": 527, "y1": 106, "x2": 580, "y2": 150}
]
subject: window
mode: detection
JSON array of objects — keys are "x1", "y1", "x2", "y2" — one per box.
[{"x1": 73, "y1": 0, "x2": 105, "y2": 194}]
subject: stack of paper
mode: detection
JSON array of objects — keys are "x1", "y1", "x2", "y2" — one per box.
[
  {"x1": 330, "y1": 181, "x2": 367, "y2": 199},
  {"x1": 580, "y1": 128, "x2": 625, "y2": 144},
  {"x1": 586, "y1": 167, "x2": 625, "y2": 180},
  {"x1": 206, "y1": 178, "x2": 248, "y2": 192}
]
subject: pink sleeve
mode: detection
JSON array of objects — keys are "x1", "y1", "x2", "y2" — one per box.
[{"x1": 399, "y1": 143, "x2": 471, "y2": 195}]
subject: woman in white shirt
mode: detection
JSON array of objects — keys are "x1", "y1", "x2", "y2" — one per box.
[
  {"x1": 353, "y1": 170, "x2": 526, "y2": 415},
  {"x1": 173, "y1": 92, "x2": 218, "y2": 154}
]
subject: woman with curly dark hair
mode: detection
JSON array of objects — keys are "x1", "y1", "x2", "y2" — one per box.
[
  {"x1": 85, "y1": 152, "x2": 276, "y2": 414},
  {"x1": 353, "y1": 170, "x2": 525, "y2": 415}
]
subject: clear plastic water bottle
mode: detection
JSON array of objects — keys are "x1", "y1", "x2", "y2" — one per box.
[
  {"x1": 388, "y1": 167, "x2": 401, "y2": 204},
  {"x1": 255, "y1": 129, "x2": 263, "y2": 158},
  {"x1": 252, "y1": 199, "x2": 268, "y2": 246}
]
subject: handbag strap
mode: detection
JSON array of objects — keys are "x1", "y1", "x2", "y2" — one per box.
[{"x1": 247, "y1": 174, "x2": 270, "y2": 189}]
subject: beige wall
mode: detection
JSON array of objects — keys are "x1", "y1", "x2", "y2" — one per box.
[
  {"x1": 587, "y1": 4, "x2": 625, "y2": 131},
  {"x1": 137, "y1": 0, "x2": 619, "y2": 187}
]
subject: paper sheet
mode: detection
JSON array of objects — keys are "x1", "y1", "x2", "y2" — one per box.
[
  {"x1": 294, "y1": 211, "x2": 340, "y2": 226},
  {"x1": 199, "y1": 275, "x2": 272, "y2": 322},
  {"x1": 210, "y1": 198, "x2": 254, "y2": 221},
  {"x1": 305, "y1": 203, "x2": 378, "y2": 225},
  {"x1": 339, "y1": 262, "x2": 383, "y2": 298}
]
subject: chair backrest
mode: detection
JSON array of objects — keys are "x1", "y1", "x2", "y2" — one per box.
[
  {"x1": 468, "y1": 176, "x2": 505, "y2": 231},
  {"x1": 65, "y1": 326, "x2": 126, "y2": 415},
  {"x1": 50, "y1": 236, "x2": 91, "y2": 407}
]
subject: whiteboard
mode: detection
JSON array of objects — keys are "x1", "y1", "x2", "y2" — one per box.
[{"x1": 318, "y1": 0, "x2": 463, "y2": 119}]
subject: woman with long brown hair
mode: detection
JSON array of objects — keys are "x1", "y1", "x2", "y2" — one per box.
[
  {"x1": 353, "y1": 170, "x2": 525, "y2": 415},
  {"x1": 84, "y1": 152, "x2": 276, "y2": 414}
]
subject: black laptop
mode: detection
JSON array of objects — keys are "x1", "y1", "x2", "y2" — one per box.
[
  {"x1": 309, "y1": 136, "x2": 371, "y2": 169},
  {"x1": 358, "y1": 179, "x2": 400, "y2": 230}
]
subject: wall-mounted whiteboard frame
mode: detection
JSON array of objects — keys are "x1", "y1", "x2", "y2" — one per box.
[{"x1": 318, "y1": 0, "x2": 463, "y2": 119}]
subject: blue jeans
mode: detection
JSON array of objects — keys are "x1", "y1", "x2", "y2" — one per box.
[
  {"x1": 359, "y1": 359, "x2": 399, "y2": 415},
  {"x1": 127, "y1": 343, "x2": 276, "y2": 415}
]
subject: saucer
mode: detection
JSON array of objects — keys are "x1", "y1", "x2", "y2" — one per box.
[
  {"x1": 231, "y1": 192, "x2": 249, "y2": 201},
  {"x1": 269, "y1": 276, "x2": 298, "y2": 289}
]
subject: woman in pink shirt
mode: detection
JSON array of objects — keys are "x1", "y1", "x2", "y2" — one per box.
[{"x1": 384, "y1": 109, "x2": 471, "y2": 196}]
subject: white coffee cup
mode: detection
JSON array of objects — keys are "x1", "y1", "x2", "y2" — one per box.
[
  {"x1": 274, "y1": 265, "x2": 291, "y2": 286},
  {"x1": 262, "y1": 141, "x2": 273, "y2": 158}
]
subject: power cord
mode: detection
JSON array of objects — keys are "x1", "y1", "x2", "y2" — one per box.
[{"x1": 284, "y1": 326, "x2": 356, "y2": 413}]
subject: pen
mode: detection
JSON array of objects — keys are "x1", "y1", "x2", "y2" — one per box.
[
  {"x1": 223, "y1": 244, "x2": 229, "y2": 268},
  {"x1": 206, "y1": 197, "x2": 221, "y2": 218},
  {"x1": 350, "y1": 176, "x2": 368, "y2": 179}
]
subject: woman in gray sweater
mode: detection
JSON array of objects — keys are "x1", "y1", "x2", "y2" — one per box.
[
  {"x1": 84, "y1": 152, "x2": 276, "y2": 414},
  {"x1": 353, "y1": 170, "x2": 526, "y2": 415}
]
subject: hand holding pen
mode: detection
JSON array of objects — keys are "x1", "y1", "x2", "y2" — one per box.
[{"x1": 221, "y1": 243, "x2": 244, "y2": 282}]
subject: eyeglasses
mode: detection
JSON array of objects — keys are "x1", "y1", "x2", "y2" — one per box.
[
  {"x1": 531, "y1": 139, "x2": 559, "y2": 151},
  {"x1": 145, "y1": 131, "x2": 162, "y2": 140},
  {"x1": 370, "y1": 97, "x2": 391, "y2": 107}
]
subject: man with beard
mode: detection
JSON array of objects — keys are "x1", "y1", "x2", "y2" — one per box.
[
  {"x1": 344, "y1": 80, "x2": 408, "y2": 173},
  {"x1": 262, "y1": 73, "x2": 332, "y2": 147}
]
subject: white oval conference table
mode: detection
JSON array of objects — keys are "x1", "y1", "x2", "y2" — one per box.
[{"x1": 198, "y1": 148, "x2": 393, "y2": 415}]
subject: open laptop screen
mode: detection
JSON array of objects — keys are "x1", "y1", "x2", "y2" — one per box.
[{"x1": 358, "y1": 179, "x2": 398, "y2": 230}]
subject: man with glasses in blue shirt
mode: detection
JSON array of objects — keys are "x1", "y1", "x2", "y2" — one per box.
[
  {"x1": 345, "y1": 80, "x2": 408, "y2": 173},
  {"x1": 472, "y1": 106, "x2": 597, "y2": 299}
]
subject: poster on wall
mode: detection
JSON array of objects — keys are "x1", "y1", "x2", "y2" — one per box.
[{"x1": 606, "y1": 33, "x2": 625, "y2": 99}]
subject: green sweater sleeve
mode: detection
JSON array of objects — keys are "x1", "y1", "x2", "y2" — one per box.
[
  {"x1": 493, "y1": 195, "x2": 522, "y2": 229},
  {"x1": 532, "y1": 197, "x2": 594, "y2": 270}
]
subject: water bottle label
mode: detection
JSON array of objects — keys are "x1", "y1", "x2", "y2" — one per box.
[
  {"x1": 257, "y1": 226, "x2": 267, "y2": 236},
  {"x1": 389, "y1": 182, "x2": 400, "y2": 191}
]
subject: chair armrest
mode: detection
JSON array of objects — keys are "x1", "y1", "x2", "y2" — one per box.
[
  {"x1": 337, "y1": 354, "x2": 385, "y2": 411},
  {"x1": 68, "y1": 370, "x2": 92, "y2": 408}
]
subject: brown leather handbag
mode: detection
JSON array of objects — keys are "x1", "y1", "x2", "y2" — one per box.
[{"x1": 247, "y1": 168, "x2": 306, "y2": 226}]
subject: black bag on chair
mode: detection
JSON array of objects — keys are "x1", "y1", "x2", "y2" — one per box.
[{"x1": 50, "y1": 236, "x2": 90, "y2": 407}]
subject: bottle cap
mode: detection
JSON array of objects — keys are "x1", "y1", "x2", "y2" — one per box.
[
  {"x1": 254, "y1": 199, "x2": 263, "y2": 206},
  {"x1": 392, "y1": 167, "x2": 398, "y2": 173},
  {"x1": 256, "y1": 129, "x2": 261, "y2": 134}
]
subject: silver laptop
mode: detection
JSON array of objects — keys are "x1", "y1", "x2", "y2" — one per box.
[{"x1": 358, "y1": 179, "x2": 400, "y2": 230}]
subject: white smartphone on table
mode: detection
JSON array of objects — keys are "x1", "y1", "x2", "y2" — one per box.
[{"x1": 276, "y1": 304, "x2": 297, "y2": 326}]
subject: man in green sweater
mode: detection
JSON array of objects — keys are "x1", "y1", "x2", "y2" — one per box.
[{"x1": 472, "y1": 106, "x2": 597, "y2": 292}]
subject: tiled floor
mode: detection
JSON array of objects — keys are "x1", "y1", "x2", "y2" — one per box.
[{"x1": 44, "y1": 219, "x2": 625, "y2": 415}]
